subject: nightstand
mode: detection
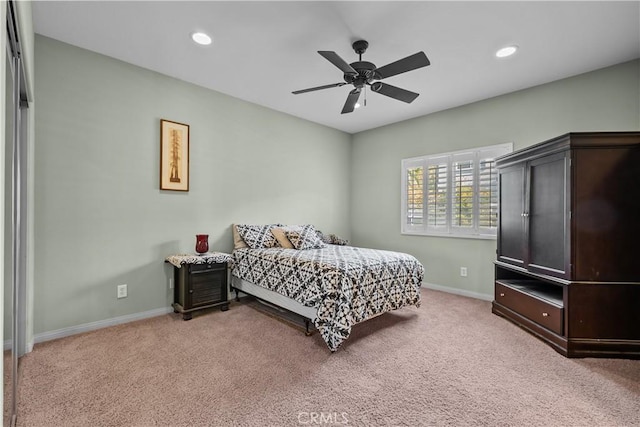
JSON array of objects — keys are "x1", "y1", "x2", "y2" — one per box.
[{"x1": 165, "y1": 252, "x2": 233, "y2": 320}]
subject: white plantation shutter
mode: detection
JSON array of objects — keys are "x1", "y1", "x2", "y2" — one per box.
[
  {"x1": 478, "y1": 158, "x2": 499, "y2": 229},
  {"x1": 401, "y1": 158, "x2": 425, "y2": 233},
  {"x1": 406, "y1": 165, "x2": 424, "y2": 226},
  {"x1": 477, "y1": 145, "x2": 511, "y2": 234},
  {"x1": 426, "y1": 158, "x2": 448, "y2": 231},
  {"x1": 452, "y1": 153, "x2": 474, "y2": 230},
  {"x1": 401, "y1": 143, "x2": 512, "y2": 238}
]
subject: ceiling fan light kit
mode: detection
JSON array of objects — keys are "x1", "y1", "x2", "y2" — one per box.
[{"x1": 293, "y1": 40, "x2": 430, "y2": 114}]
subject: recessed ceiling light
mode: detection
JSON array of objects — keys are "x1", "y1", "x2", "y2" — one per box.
[
  {"x1": 496, "y1": 45, "x2": 518, "y2": 58},
  {"x1": 191, "y1": 32, "x2": 212, "y2": 46}
]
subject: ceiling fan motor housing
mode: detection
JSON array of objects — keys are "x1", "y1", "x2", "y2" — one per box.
[{"x1": 344, "y1": 61, "x2": 377, "y2": 88}]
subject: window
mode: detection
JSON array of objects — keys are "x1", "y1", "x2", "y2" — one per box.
[{"x1": 401, "y1": 143, "x2": 512, "y2": 239}]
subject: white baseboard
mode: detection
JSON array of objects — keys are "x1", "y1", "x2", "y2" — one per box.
[
  {"x1": 33, "y1": 307, "x2": 174, "y2": 345},
  {"x1": 421, "y1": 282, "x2": 493, "y2": 301},
  {"x1": 18, "y1": 287, "x2": 489, "y2": 349}
]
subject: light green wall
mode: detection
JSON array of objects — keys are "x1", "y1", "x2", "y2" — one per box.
[
  {"x1": 34, "y1": 36, "x2": 351, "y2": 335},
  {"x1": 350, "y1": 60, "x2": 640, "y2": 298},
  {"x1": 33, "y1": 33, "x2": 640, "y2": 334}
]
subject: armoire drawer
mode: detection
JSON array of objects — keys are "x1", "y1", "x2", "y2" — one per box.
[{"x1": 495, "y1": 282, "x2": 563, "y2": 335}]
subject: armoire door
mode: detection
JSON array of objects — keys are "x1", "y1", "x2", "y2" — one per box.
[
  {"x1": 497, "y1": 163, "x2": 526, "y2": 268},
  {"x1": 526, "y1": 151, "x2": 570, "y2": 279}
]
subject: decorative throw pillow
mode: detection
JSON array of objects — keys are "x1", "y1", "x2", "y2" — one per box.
[
  {"x1": 270, "y1": 227, "x2": 295, "y2": 249},
  {"x1": 285, "y1": 224, "x2": 326, "y2": 250},
  {"x1": 316, "y1": 229, "x2": 349, "y2": 246},
  {"x1": 232, "y1": 224, "x2": 249, "y2": 249},
  {"x1": 316, "y1": 230, "x2": 332, "y2": 245},
  {"x1": 327, "y1": 234, "x2": 349, "y2": 246},
  {"x1": 235, "y1": 224, "x2": 280, "y2": 249}
]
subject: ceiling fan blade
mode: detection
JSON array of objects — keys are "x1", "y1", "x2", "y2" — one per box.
[
  {"x1": 341, "y1": 89, "x2": 361, "y2": 114},
  {"x1": 370, "y1": 82, "x2": 419, "y2": 103},
  {"x1": 292, "y1": 82, "x2": 346, "y2": 95},
  {"x1": 318, "y1": 51, "x2": 358, "y2": 75},
  {"x1": 374, "y1": 52, "x2": 430, "y2": 80}
]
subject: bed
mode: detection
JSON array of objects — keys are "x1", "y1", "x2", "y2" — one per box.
[{"x1": 230, "y1": 237, "x2": 424, "y2": 352}]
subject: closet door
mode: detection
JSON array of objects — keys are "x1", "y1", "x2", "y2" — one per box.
[
  {"x1": 526, "y1": 151, "x2": 570, "y2": 279},
  {"x1": 4, "y1": 1, "x2": 29, "y2": 425},
  {"x1": 4, "y1": 44, "x2": 16, "y2": 427},
  {"x1": 497, "y1": 163, "x2": 526, "y2": 268}
]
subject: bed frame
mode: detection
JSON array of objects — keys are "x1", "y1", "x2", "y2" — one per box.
[{"x1": 230, "y1": 275, "x2": 317, "y2": 336}]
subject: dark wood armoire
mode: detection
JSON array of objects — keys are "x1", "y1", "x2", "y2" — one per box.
[{"x1": 492, "y1": 132, "x2": 640, "y2": 358}]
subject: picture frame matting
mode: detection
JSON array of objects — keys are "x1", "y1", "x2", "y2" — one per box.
[{"x1": 160, "y1": 119, "x2": 190, "y2": 191}]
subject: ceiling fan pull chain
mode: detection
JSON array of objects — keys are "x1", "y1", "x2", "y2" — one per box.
[{"x1": 364, "y1": 86, "x2": 367, "y2": 107}]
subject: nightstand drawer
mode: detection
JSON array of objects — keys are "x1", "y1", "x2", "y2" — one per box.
[
  {"x1": 189, "y1": 263, "x2": 225, "y2": 273},
  {"x1": 495, "y1": 282, "x2": 563, "y2": 335}
]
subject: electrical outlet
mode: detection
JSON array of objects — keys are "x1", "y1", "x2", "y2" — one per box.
[
  {"x1": 117, "y1": 284, "x2": 128, "y2": 299},
  {"x1": 460, "y1": 267, "x2": 468, "y2": 277}
]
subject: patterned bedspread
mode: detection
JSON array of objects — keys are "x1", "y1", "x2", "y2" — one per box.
[{"x1": 231, "y1": 245, "x2": 423, "y2": 351}]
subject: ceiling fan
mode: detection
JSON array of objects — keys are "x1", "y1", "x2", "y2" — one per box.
[{"x1": 292, "y1": 40, "x2": 430, "y2": 114}]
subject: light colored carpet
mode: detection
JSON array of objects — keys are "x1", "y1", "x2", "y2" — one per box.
[{"x1": 16, "y1": 289, "x2": 640, "y2": 426}]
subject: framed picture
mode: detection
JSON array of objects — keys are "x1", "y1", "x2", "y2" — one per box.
[{"x1": 160, "y1": 119, "x2": 189, "y2": 191}]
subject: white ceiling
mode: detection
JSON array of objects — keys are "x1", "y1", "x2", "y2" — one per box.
[{"x1": 32, "y1": 1, "x2": 640, "y2": 134}]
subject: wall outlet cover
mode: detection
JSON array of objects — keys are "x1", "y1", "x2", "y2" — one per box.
[{"x1": 117, "y1": 284, "x2": 128, "y2": 299}]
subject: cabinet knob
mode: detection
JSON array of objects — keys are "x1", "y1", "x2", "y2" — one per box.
[
  {"x1": 499, "y1": 293, "x2": 505, "y2": 297},
  {"x1": 189, "y1": 290, "x2": 193, "y2": 294},
  {"x1": 542, "y1": 312, "x2": 548, "y2": 317}
]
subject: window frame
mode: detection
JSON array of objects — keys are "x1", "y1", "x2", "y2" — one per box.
[{"x1": 401, "y1": 143, "x2": 513, "y2": 239}]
